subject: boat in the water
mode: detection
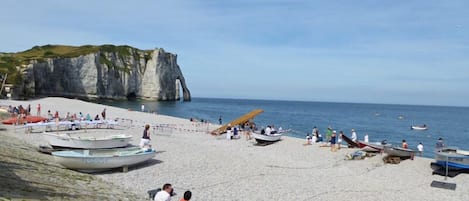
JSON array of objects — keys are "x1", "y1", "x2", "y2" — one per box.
[
  {"x1": 411, "y1": 125, "x2": 428, "y2": 130},
  {"x1": 358, "y1": 141, "x2": 389, "y2": 152},
  {"x1": 434, "y1": 148, "x2": 469, "y2": 170},
  {"x1": 2, "y1": 116, "x2": 47, "y2": 124},
  {"x1": 252, "y1": 132, "x2": 282, "y2": 143},
  {"x1": 42, "y1": 132, "x2": 132, "y2": 149},
  {"x1": 52, "y1": 147, "x2": 156, "y2": 172},
  {"x1": 384, "y1": 146, "x2": 415, "y2": 158}
]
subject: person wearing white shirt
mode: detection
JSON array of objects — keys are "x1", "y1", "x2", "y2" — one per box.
[
  {"x1": 417, "y1": 142, "x2": 424, "y2": 156},
  {"x1": 364, "y1": 134, "x2": 369, "y2": 143},
  {"x1": 351, "y1": 129, "x2": 357, "y2": 142},
  {"x1": 264, "y1": 126, "x2": 272, "y2": 135},
  {"x1": 154, "y1": 183, "x2": 173, "y2": 201}
]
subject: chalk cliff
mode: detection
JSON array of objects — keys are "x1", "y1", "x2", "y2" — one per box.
[{"x1": 10, "y1": 45, "x2": 191, "y2": 101}]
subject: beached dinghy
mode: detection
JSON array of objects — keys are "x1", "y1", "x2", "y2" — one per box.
[
  {"x1": 42, "y1": 132, "x2": 132, "y2": 149},
  {"x1": 252, "y1": 132, "x2": 282, "y2": 143},
  {"x1": 434, "y1": 148, "x2": 469, "y2": 170},
  {"x1": 384, "y1": 146, "x2": 415, "y2": 158},
  {"x1": 52, "y1": 147, "x2": 156, "y2": 172}
]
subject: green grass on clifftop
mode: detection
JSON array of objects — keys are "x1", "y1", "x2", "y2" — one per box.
[{"x1": 0, "y1": 44, "x2": 154, "y2": 85}]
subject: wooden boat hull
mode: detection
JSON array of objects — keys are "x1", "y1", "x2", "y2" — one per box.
[
  {"x1": 2, "y1": 116, "x2": 47, "y2": 124},
  {"x1": 52, "y1": 147, "x2": 156, "y2": 171},
  {"x1": 358, "y1": 141, "x2": 387, "y2": 152},
  {"x1": 341, "y1": 134, "x2": 359, "y2": 148},
  {"x1": 252, "y1": 132, "x2": 282, "y2": 143},
  {"x1": 384, "y1": 146, "x2": 415, "y2": 157},
  {"x1": 435, "y1": 148, "x2": 469, "y2": 169},
  {"x1": 43, "y1": 132, "x2": 132, "y2": 149}
]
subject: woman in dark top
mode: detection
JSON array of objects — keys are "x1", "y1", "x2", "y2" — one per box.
[{"x1": 140, "y1": 124, "x2": 151, "y2": 148}]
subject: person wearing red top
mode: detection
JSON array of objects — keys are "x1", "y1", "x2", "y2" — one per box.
[
  {"x1": 402, "y1": 140, "x2": 408, "y2": 149},
  {"x1": 179, "y1": 191, "x2": 191, "y2": 201}
]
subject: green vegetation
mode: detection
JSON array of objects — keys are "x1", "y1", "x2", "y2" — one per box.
[{"x1": 0, "y1": 44, "x2": 152, "y2": 84}]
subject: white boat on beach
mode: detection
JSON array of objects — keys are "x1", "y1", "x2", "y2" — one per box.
[
  {"x1": 42, "y1": 132, "x2": 132, "y2": 149},
  {"x1": 252, "y1": 132, "x2": 283, "y2": 143},
  {"x1": 52, "y1": 147, "x2": 156, "y2": 172},
  {"x1": 434, "y1": 147, "x2": 469, "y2": 170}
]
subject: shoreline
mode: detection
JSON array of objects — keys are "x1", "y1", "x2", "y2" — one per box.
[{"x1": 1, "y1": 97, "x2": 468, "y2": 201}]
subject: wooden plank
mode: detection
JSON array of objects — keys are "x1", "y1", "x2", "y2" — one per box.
[{"x1": 211, "y1": 109, "x2": 263, "y2": 135}]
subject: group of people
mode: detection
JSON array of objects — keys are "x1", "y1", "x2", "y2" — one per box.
[
  {"x1": 225, "y1": 121, "x2": 257, "y2": 140},
  {"x1": 304, "y1": 126, "x2": 352, "y2": 152},
  {"x1": 304, "y1": 126, "x2": 447, "y2": 156}
]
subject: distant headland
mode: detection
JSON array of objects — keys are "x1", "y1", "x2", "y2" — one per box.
[{"x1": 0, "y1": 44, "x2": 191, "y2": 101}]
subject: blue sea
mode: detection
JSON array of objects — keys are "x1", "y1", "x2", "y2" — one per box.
[{"x1": 98, "y1": 97, "x2": 469, "y2": 158}]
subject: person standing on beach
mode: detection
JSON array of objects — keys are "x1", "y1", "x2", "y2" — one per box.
[
  {"x1": 337, "y1": 131, "x2": 344, "y2": 150},
  {"x1": 326, "y1": 126, "x2": 332, "y2": 143},
  {"x1": 417, "y1": 142, "x2": 424, "y2": 156},
  {"x1": 140, "y1": 124, "x2": 151, "y2": 148},
  {"x1": 101, "y1": 108, "x2": 106, "y2": 120},
  {"x1": 141, "y1": 104, "x2": 145, "y2": 112},
  {"x1": 351, "y1": 129, "x2": 357, "y2": 142},
  {"x1": 402, "y1": 140, "x2": 408, "y2": 149},
  {"x1": 36, "y1": 104, "x2": 41, "y2": 116},
  {"x1": 154, "y1": 183, "x2": 173, "y2": 201},
  {"x1": 330, "y1": 130, "x2": 337, "y2": 152},
  {"x1": 226, "y1": 124, "x2": 232, "y2": 140},
  {"x1": 218, "y1": 115, "x2": 222, "y2": 125},
  {"x1": 364, "y1": 133, "x2": 369, "y2": 142},
  {"x1": 435, "y1": 138, "x2": 445, "y2": 150}
]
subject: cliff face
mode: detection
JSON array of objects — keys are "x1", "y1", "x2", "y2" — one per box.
[{"x1": 15, "y1": 46, "x2": 191, "y2": 101}]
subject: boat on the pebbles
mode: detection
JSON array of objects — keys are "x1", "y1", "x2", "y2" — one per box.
[
  {"x1": 384, "y1": 146, "x2": 415, "y2": 158},
  {"x1": 52, "y1": 147, "x2": 156, "y2": 172},
  {"x1": 252, "y1": 132, "x2": 283, "y2": 143},
  {"x1": 42, "y1": 132, "x2": 132, "y2": 149},
  {"x1": 434, "y1": 147, "x2": 469, "y2": 170},
  {"x1": 358, "y1": 141, "x2": 389, "y2": 152}
]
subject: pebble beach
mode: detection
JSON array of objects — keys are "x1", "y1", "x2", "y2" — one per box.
[{"x1": 1, "y1": 97, "x2": 468, "y2": 201}]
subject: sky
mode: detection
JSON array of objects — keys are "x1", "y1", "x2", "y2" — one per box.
[{"x1": 1, "y1": 0, "x2": 469, "y2": 106}]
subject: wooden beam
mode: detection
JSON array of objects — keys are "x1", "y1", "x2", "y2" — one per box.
[{"x1": 211, "y1": 109, "x2": 263, "y2": 135}]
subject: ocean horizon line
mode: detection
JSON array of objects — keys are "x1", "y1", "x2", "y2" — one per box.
[{"x1": 191, "y1": 96, "x2": 469, "y2": 109}]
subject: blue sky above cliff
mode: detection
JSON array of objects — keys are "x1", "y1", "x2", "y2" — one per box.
[{"x1": 1, "y1": 0, "x2": 469, "y2": 106}]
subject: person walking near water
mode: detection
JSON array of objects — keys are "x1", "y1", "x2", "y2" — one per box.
[
  {"x1": 218, "y1": 115, "x2": 222, "y2": 125},
  {"x1": 141, "y1": 104, "x2": 145, "y2": 112}
]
